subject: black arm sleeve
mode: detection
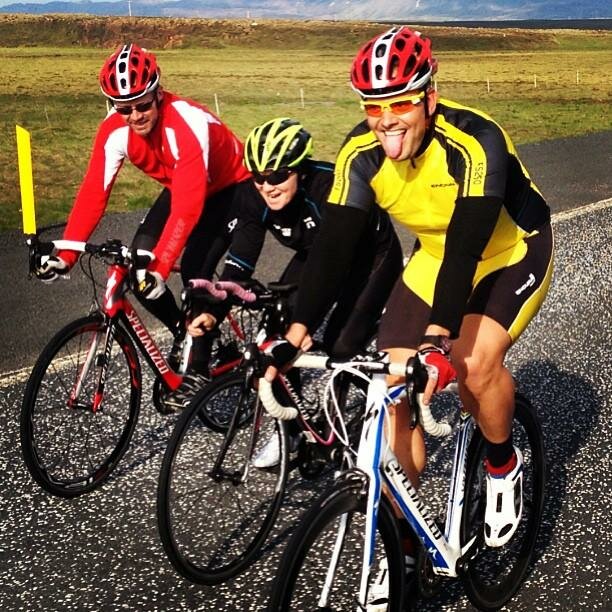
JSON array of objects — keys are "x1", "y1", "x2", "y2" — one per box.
[
  {"x1": 292, "y1": 204, "x2": 369, "y2": 330},
  {"x1": 219, "y1": 217, "x2": 266, "y2": 283},
  {"x1": 430, "y1": 195, "x2": 502, "y2": 337}
]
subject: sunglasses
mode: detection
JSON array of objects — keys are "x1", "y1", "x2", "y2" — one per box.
[
  {"x1": 360, "y1": 91, "x2": 426, "y2": 117},
  {"x1": 252, "y1": 167, "x2": 294, "y2": 185},
  {"x1": 113, "y1": 98, "x2": 157, "y2": 115}
]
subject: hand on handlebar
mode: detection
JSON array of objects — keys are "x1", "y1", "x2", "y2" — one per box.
[
  {"x1": 187, "y1": 312, "x2": 218, "y2": 337},
  {"x1": 263, "y1": 339, "x2": 300, "y2": 382},
  {"x1": 135, "y1": 269, "x2": 166, "y2": 300},
  {"x1": 264, "y1": 323, "x2": 313, "y2": 381},
  {"x1": 36, "y1": 255, "x2": 70, "y2": 283},
  {"x1": 417, "y1": 346, "x2": 457, "y2": 405}
]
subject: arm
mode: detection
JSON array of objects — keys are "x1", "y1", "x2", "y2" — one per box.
[
  {"x1": 429, "y1": 120, "x2": 508, "y2": 338},
  {"x1": 429, "y1": 195, "x2": 502, "y2": 337},
  {"x1": 58, "y1": 122, "x2": 127, "y2": 267},
  {"x1": 287, "y1": 203, "x2": 369, "y2": 346},
  {"x1": 150, "y1": 145, "x2": 207, "y2": 278},
  {"x1": 219, "y1": 204, "x2": 266, "y2": 283}
]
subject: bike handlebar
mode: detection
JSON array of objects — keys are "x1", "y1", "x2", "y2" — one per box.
[
  {"x1": 29, "y1": 237, "x2": 155, "y2": 276},
  {"x1": 257, "y1": 351, "x2": 453, "y2": 436},
  {"x1": 188, "y1": 279, "x2": 258, "y2": 303}
]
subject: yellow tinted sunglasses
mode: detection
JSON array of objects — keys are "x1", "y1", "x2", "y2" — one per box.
[{"x1": 360, "y1": 91, "x2": 426, "y2": 117}]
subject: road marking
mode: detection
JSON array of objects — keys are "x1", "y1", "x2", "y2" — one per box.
[
  {"x1": 551, "y1": 197, "x2": 612, "y2": 224},
  {"x1": 0, "y1": 366, "x2": 34, "y2": 389}
]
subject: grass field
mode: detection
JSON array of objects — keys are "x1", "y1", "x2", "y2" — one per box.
[{"x1": 1, "y1": 15, "x2": 610, "y2": 231}]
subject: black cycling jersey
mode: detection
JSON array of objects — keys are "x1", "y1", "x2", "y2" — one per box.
[
  {"x1": 206, "y1": 159, "x2": 402, "y2": 359},
  {"x1": 219, "y1": 159, "x2": 396, "y2": 282},
  {"x1": 219, "y1": 160, "x2": 331, "y2": 280}
]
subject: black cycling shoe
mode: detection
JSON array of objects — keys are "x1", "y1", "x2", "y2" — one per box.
[{"x1": 163, "y1": 372, "x2": 211, "y2": 412}]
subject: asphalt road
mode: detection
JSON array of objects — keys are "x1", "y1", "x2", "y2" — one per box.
[
  {"x1": 0, "y1": 131, "x2": 611, "y2": 611},
  {"x1": 0, "y1": 130, "x2": 610, "y2": 374}
]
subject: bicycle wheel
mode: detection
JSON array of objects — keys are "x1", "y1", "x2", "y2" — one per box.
[
  {"x1": 269, "y1": 479, "x2": 405, "y2": 611},
  {"x1": 20, "y1": 314, "x2": 141, "y2": 497},
  {"x1": 460, "y1": 393, "x2": 545, "y2": 610},
  {"x1": 157, "y1": 370, "x2": 290, "y2": 584}
]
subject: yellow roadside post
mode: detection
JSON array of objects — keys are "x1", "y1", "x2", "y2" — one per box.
[
  {"x1": 16, "y1": 124, "x2": 37, "y2": 237},
  {"x1": 16, "y1": 124, "x2": 40, "y2": 276}
]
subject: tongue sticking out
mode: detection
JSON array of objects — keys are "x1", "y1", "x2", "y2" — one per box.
[{"x1": 383, "y1": 132, "x2": 404, "y2": 159}]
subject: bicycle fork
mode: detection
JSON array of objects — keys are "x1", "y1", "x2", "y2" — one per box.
[{"x1": 69, "y1": 320, "x2": 116, "y2": 412}]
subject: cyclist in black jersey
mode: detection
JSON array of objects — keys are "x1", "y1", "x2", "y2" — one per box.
[
  {"x1": 189, "y1": 118, "x2": 403, "y2": 463},
  {"x1": 265, "y1": 27, "x2": 554, "y2": 565},
  {"x1": 190, "y1": 117, "x2": 402, "y2": 359}
]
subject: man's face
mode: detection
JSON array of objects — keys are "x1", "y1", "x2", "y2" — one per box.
[
  {"x1": 253, "y1": 169, "x2": 299, "y2": 211},
  {"x1": 363, "y1": 89, "x2": 438, "y2": 161},
  {"x1": 113, "y1": 90, "x2": 161, "y2": 137}
]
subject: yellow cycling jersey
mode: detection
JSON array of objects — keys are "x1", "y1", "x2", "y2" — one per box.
[{"x1": 329, "y1": 98, "x2": 549, "y2": 262}]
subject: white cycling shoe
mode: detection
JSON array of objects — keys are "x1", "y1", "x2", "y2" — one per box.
[
  {"x1": 484, "y1": 447, "x2": 524, "y2": 547},
  {"x1": 251, "y1": 432, "x2": 300, "y2": 468},
  {"x1": 366, "y1": 554, "x2": 415, "y2": 611}
]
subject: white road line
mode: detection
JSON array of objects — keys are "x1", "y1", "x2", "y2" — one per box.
[
  {"x1": 0, "y1": 366, "x2": 34, "y2": 389},
  {"x1": 1, "y1": 197, "x2": 610, "y2": 387},
  {"x1": 551, "y1": 197, "x2": 612, "y2": 224}
]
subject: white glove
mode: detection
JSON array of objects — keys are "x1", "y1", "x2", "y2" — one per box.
[
  {"x1": 136, "y1": 269, "x2": 166, "y2": 300},
  {"x1": 37, "y1": 255, "x2": 70, "y2": 284}
]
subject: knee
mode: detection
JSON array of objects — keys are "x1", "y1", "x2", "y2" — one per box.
[{"x1": 454, "y1": 353, "x2": 497, "y2": 399}]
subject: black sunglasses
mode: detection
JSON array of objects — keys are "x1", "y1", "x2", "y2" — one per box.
[
  {"x1": 252, "y1": 168, "x2": 294, "y2": 185},
  {"x1": 113, "y1": 98, "x2": 157, "y2": 115}
]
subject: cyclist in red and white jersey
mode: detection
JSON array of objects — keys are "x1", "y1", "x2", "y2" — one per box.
[{"x1": 37, "y1": 43, "x2": 251, "y2": 385}]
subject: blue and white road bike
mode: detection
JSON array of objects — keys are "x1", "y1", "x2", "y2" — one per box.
[{"x1": 263, "y1": 351, "x2": 545, "y2": 611}]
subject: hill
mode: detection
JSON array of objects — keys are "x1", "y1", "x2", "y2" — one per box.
[{"x1": 0, "y1": 13, "x2": 609, "y2": 51}]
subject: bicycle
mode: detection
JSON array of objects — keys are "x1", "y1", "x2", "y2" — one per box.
[
  {"x1": 20, "y1": 234, "x2": 260, "y2": 498},
  {"x1": 156, "y1": 284, "x2": 368, "y2": 585},
  {"x1": 264, "y1": 351, "x2": 546, "y2": 611}
]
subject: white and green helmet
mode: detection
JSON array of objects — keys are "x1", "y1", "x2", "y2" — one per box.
[{"x1": 244, "y1": 117, "x2": 313, "y2": 172}]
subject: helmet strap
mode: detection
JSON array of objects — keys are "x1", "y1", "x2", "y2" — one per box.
[
  {"x1": 423, "y1": 85, "x2": 435, "y2": 119},
  {"x1": 414, "y1": 105, "x2": 437, "y2": 159}
]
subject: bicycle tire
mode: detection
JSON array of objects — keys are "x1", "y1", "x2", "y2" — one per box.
[
  {"x1": 460, "y1": 393, "x2": 546, "y2": 610},
  {"x1": 269, "y1": 479, "x2": 405, "y2": 611},
  {"x1": 20, "y1": 314, "x2": 141, "y2": 497},
  {"x1": 157, "y1": 370, "x2": 290, "y2": 584}
]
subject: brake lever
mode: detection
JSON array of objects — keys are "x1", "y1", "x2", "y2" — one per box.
[
  {"x1": 406, "y1": 355, "x2": 428, "y2": 430},
  {"x1": 242, "y1": 342, "x2": 271, "y2": 378}
]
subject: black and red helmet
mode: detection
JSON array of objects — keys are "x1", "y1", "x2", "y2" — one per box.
[
  {"x1": 350, "y1": 27, "x2": 437, "y2": 98},
  {"x1": 99, "y1": 43, "x2": 160, "y2": 102}
]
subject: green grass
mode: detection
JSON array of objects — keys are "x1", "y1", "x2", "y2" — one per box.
[{"x1": 1, "y1": 17, "x2": 610, "y2": 231}]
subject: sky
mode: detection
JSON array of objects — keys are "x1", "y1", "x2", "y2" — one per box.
[{"x1": 0, "y1": 0, "x2": 609, "y2": 19}]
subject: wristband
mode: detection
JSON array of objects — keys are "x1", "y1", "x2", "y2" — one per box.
[{"x1": 420, "y1": 334, "x2": 452, "y2": 354}]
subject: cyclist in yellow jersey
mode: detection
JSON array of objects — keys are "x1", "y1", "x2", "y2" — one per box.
[{"x1": 265, "y1": 26, "x2": 554, "y2": 566}]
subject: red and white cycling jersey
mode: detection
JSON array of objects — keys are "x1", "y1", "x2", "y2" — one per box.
[{"x1": 59, "y1": 92, "x2": 251, "y2": 277}]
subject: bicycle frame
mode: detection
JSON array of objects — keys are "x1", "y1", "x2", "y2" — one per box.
[
  {"x1": 259, "y1": 354, "x2": 475, "y2": 607},
  {"x1": 70, "y1": 262, "x2": 183, "y2": 409},
  {"x1": 354, "y1": 372, "x2": 478, "y2": 605}
]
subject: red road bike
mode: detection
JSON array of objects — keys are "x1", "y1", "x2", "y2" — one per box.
[{"x1": 20, "y1": 235, "x2": 259, "y2": 497}]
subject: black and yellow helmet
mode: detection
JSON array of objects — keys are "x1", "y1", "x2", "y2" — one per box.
[{"x1": 244, "y1": 117, "x2": 313, "y2": 173}]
